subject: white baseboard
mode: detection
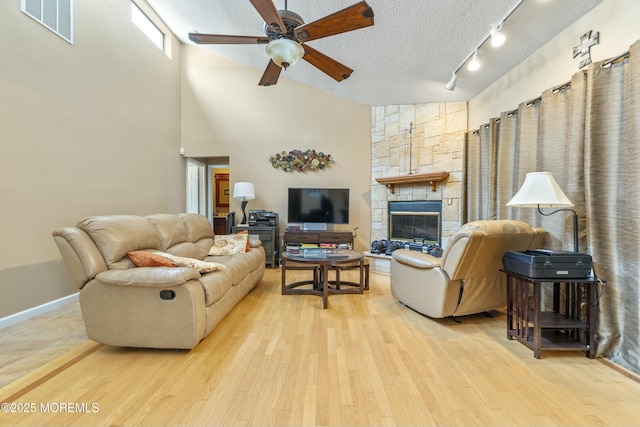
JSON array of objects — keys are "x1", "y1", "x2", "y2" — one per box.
[{"x1": 0, "y1": 293, "x2": 79, "y2": 330}]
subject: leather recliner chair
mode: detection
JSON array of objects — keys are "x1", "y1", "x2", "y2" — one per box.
[{"x1": 390, "y1": 220, "x2": 546, "y2": 319}]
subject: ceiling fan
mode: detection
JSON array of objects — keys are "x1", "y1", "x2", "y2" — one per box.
[{"x1": 188, "y1": 0, "x2": 374, "y2": 86}]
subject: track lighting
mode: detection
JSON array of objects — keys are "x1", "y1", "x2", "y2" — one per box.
[
  {"x1": 445, "y1": 73, "x2": 458, "y2": 91},
  {"x1": 490, "y1": 24, "x2": 506, "y2": 47},
  {"x1": 444, "y1": 0, "x2": 523, "y2": 91},
  {"x1": 467, "y1": 51, "x2": 480, "y2": 71}
]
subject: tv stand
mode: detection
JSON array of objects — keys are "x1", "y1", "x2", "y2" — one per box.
[{"x1": 284, "y1": 230, "x2": 353, "y2": 249}]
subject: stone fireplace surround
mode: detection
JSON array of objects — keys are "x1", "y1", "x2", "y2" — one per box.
[{"x1": 369, "y1": 102, "x2": 467, "y2": 272}]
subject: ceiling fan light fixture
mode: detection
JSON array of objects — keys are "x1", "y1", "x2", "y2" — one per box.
[{"x1": 266, "y1": 39, "x2": 304, "y2": 69}]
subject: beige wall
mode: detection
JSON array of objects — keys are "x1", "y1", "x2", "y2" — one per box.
[
  {"x1": 0, "y1": 0, "x2": 183, "y2": 317},
  {"x1": 0, "y1": 0, "x2": 371, "y2": 318},
  {"x1": 180, "y1": 45, "x2": 372, "y2": 251},
  {"x1": 469, "y1": 0, "x2": 640, "y2": 128}
]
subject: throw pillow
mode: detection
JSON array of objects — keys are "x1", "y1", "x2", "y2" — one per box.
[
  {"x1": 208, "y1": 233, "x2": 249, "y2": 256},
  {"x1": 153, "y1": 251, "x2": 225, "y2": 273},
  {"x1": 237, "y1": 229, "x2": 252, "y2": 252},
  {"x1": 128, "y1": 250, "x2": 175, "y2": 268}
]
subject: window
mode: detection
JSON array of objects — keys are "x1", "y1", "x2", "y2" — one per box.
[
  {"x1": 22, "y1": 0, "x2": 73, "y2": 43},
  {"x1": 131, "y1": 2, "x2": 164, "y2": 51}
]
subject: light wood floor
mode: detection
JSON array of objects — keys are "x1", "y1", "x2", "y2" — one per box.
[
  {"x1": 0, "y1": 300, "x2": 86, "y2": 389},
  {"x1": 1, "y1": 268, "x2": 639, "y2": 426}
]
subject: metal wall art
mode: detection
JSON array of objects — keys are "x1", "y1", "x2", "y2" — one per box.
[
  {"x1": 270, "y1": 149, "x2": 333, "y2": 172},
  {"x1": 573, "y1": 30, "x2": 599, "y2": 68}
]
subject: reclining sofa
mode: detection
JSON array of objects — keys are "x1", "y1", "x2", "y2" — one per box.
[
  {"x1": 390, "y1": 220, "x2": 546, "y2": 319},
  {"x1": 52, "y1": 213, "x2": 265, "y2": 349}
]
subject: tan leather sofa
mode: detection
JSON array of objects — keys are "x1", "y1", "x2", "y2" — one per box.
[
  {"x1": 52, "y1": 213, "x2": 265, "y2": 349},
  {"x1": 390, "y1": 220, "x2": 546, "y2": 319}
]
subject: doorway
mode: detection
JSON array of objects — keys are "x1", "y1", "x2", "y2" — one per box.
[
  {"x1": 186, "y1": 159, "x2": 206, "y2": 215},
  {"x1": 186, "y1": 156, "x2": 231, "y2": 230}
]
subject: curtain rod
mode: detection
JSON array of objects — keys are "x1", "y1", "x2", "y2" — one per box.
[
  {"x1": 601, "y1": 50, "x2": 630, "y2": 68},
  {"x1": 526, "y1": 96, "x2": 541, "y2": 107},
  {"x1": 470, "y1": 46, "x2": 632, "y2": 132},
  {"x1": 552, "y1": 81, "x2": 571, "y2": 93}
]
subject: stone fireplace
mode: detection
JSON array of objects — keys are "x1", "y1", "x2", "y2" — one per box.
[{"x1": 369, "y1": 102, "x2": 467, "y2": 272}]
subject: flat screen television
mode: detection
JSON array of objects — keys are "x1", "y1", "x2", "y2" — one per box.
[{"x1": 288, "y1": 188, "x2": 350, "y2": 224}]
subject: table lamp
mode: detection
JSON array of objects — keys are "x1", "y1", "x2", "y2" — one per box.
[
  {"x1": 233, "y1": 182, "x2": 255, "y2": 225},
  {"x1": 507, "y1": 171, "x2": 579, "y2": 252}
]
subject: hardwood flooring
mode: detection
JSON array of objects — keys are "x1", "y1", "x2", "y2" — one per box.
[
  {"x1": 1, "y1": 268, "x2": 639, "y2": 426},
  {"x1": 0, "y1": 300, "x2": 86, "y2": 389}
]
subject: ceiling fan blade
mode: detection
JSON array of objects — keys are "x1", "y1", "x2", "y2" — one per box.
[
  {"x1": 249, "y1": 0, "x2": 286, "y2": 34},
  {"x1": 294, "y1": 1, "x2": 374, "y2": 43},
  {"x1": 188, "y1": 33, "x2": 269, "y2": 45},
  {"x1": 302, "y1": 44, "x2": 353, "y2": 82},
  {"x1": 258, "y1": 60, "x2": 282, "y2": 86}
]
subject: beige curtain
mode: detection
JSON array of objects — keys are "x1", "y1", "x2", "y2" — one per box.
[
  {"x1": 584, "y1": 40, "x2": 639, "y2": 367},
  {"x1": 466, "y1": 39, "x2": 640, "y2": 374},
  {"x1": 466, "y1": 118, "x2": 498, "y2": 221},
  {"x1": 495, "y1": 111, "x2": 518, "y2": 220}
]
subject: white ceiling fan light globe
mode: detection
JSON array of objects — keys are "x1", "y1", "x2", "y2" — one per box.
[{"x1": 266, "y1": 39, "x2": 305, "y2": 69}]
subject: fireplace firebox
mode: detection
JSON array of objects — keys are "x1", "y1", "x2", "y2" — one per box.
[{"x1": 388, "y1": 201, "x2": 442, "y2": 246}]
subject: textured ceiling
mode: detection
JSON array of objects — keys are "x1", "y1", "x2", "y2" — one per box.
[{"x1": 146, "y1": 0, "x2": 602, "y2": 106}]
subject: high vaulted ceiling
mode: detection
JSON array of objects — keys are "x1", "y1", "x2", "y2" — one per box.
[{"x1": 146, "y1": 0, "x2": 602, "y2": 106}]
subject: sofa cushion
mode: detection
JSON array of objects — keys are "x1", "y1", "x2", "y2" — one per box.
[
  {"x1": 147, "y1": 214, "x2": 214, "y2": 260},
  {"x1": 78, "y1": 215, "x2": 161, "y2": 269},
  {"x1": 206, "y1": 252, "x2": 255, "y2": 285},
  {"x1": 208, "y1": 233, "x2": 248, "y2": 256},
  {"x1": 198, "y1": 270, "x2": 233, "y2": 305},
  {"x1": 178, "y1": 213, "x2": 213, "y2": 259},
  {"x1": 146, "y1": 214, "x2": 189, "y2": 250}
]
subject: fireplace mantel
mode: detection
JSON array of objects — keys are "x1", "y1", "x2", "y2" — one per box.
[{"x1": 376, "y1": 171, "x2": 450, "y2": 193}]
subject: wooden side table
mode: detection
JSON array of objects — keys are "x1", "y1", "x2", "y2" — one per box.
[{"x1": 503, "y1": 270, "x2": 604, "y2": 359}]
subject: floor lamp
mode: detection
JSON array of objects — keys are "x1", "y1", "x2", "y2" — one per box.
[
  {"x1": 233, "y1": 182, "x2": 255, "y2": 225},
  {"x1": 507, "y1": 172, "x2": 579, "y2": 252}
]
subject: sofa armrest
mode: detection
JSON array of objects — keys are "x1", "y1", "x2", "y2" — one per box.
[
  {"x1": 52, "y1": 227, "x2": 108, "y2": 289},
  {"x1": 95, "y1": 267, "x2": 201, "y2": 288},
  {"x1": 391, "y1": 249, "x2": 440, "y2": 269}
]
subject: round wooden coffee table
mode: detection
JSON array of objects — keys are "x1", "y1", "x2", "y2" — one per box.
[{"x1": 281, "y1": 249, "x2": 366, "y2": 309}]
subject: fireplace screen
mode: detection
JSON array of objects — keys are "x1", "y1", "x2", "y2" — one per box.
[{"x1": 390, "y1": 211, "x2": 440, "y2": 244}]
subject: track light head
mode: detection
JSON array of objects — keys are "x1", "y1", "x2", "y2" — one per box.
[
  {"x1": 445, "y1": 73, "x2": 458, "y2": 91},
  {"x1": 490, "y1": 24, "x2": 506, "y2": 47},
  {"x1": 468, "y1": 51, "x2": 480, "y2": 71}
]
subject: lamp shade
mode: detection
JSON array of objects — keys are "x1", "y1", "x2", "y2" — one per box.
[
  {"x1": 507, "y1": 172, "x2": 574, "y2": 208},
  {"x1": 265, "y1": 39, "x2": 305, "y2": 69},
  {"x1": 233, "y1": 182, "x2": 255, "y2": 201}
]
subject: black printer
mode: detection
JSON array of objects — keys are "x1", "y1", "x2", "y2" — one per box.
[
  {"x1": 502, "y1": 249, "x2": 592, "y2": 279},
  {"x1": 249, "y1": 210, "x2": 278, "y2": 226}
]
